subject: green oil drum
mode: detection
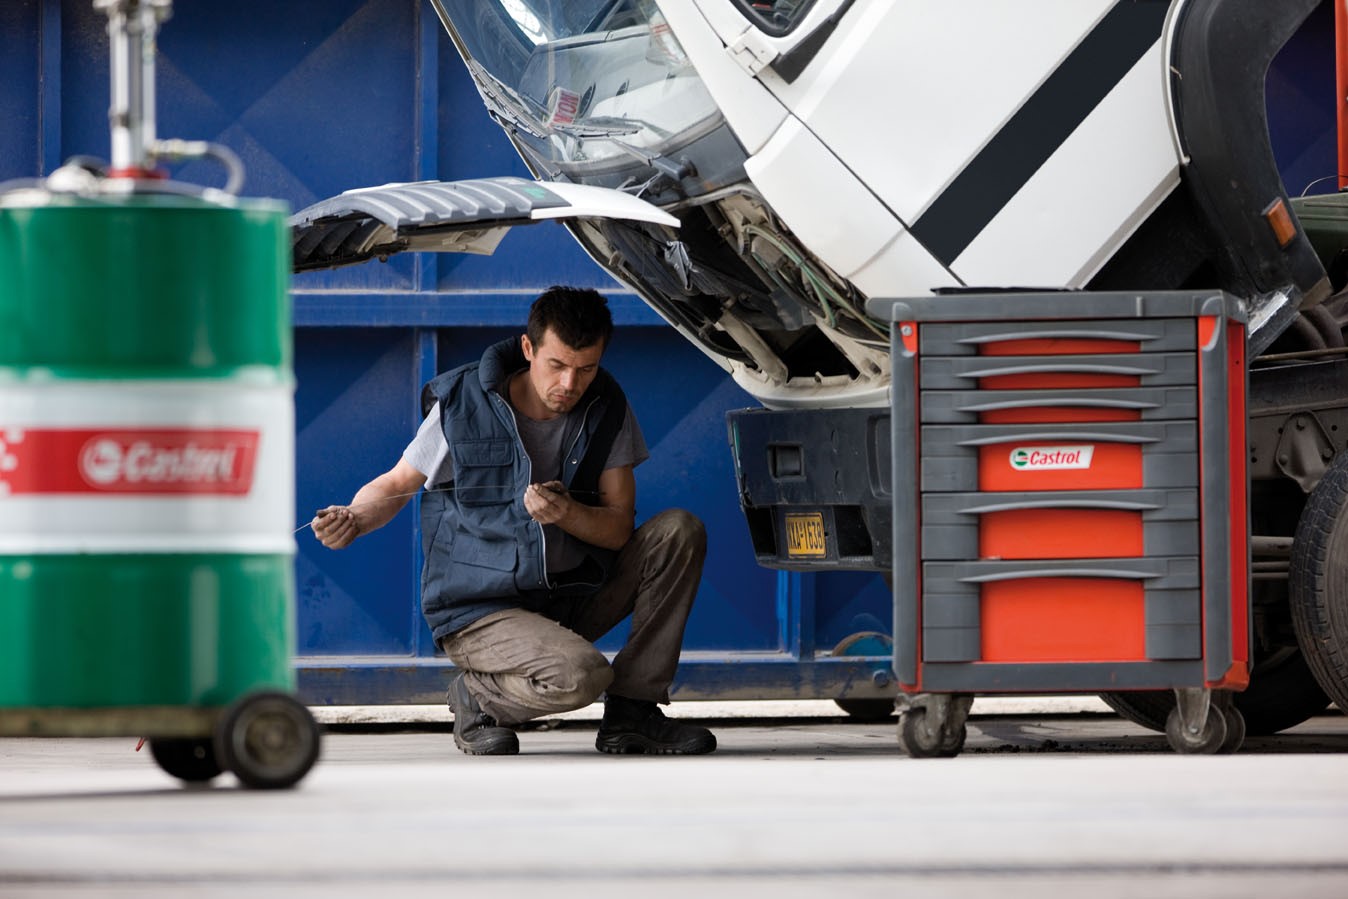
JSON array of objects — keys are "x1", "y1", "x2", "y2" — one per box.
[{"x1": 0, "y1": 192, "x2": 294, "y2": 721}]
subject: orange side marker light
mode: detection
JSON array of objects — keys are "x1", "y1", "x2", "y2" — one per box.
[{"x1": 1263, "y1": 198, "x2": 1297, "y2": 248}]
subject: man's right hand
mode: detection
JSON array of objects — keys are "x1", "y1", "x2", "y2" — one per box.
[{"x1": 312, "y1": 505, "x2": 360, "y2": 550}]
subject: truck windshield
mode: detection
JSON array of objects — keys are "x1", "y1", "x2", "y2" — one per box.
[{"x1": 436, "y1": 0, "x2": 720, "y2": 172}]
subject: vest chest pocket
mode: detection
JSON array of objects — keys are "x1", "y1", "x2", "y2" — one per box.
[{"x1": 452, "y1": 440, "x2": 516, "y2": 506}]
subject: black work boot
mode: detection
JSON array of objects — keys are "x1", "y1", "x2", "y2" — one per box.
[
  {"x1": 446, "y1": 672, "x2": 519, "y2": 756},
  {"x1": 595, "y1": 695, "x2": 716, "y2": 755}
]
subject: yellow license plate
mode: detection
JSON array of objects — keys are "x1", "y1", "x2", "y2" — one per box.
[{"x1": 784, "y1": 512, "x2": 827, "y2": 558}]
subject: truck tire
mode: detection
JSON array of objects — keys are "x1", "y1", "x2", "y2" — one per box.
[
  {"x1": 1289, "y1": 449, "x2": 1348, "y2": 712},
  {"x1": 1100, "y1": 645, "x2": 1330, "y2": 735}
]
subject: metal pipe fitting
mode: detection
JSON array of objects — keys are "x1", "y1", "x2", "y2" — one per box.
[{"x1": 93, "y1": 0, "x2": 173, "y2": 175}]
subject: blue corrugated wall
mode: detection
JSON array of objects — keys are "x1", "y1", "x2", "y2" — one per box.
[{"x1": 1, "y1": 0, "x2": 1336, "y2": 706}]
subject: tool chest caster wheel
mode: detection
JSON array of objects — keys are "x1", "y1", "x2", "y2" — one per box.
[
  {"x1": 1164, "y1": 703, "x2": 1228, "y2": 754},
  {"x1": 895, "y1": 693, "x2": 973, "y2": 758},
  {"x1": 1217, "y1": 704, "x2": 1246, "y2": 754},
  {"x1": 898, "y1": 709, "x2": 965, "y2": 758},
  {"x1": 214, "y1": 691, "x2": 321, "y2": 789},
  {"x1": 149, "y1": 738, "x2": 223, "y2": 783}
]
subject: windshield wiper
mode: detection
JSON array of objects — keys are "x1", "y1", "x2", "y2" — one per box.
[
  {"x1": 465, "y1": 59, "x2": 550, "y2": 140},
  {"x1": 550, "y1": 120, "x2": 642, "y2": 140}
]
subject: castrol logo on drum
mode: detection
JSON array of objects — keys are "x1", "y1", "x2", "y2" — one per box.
[{"x1": 0, "y1": 428, "x2": 260, "y2": 496}]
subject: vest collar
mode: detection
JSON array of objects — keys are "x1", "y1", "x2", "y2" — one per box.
[
  {"x1": 477, "y1": 335, "x2": 615, "y2": 407},
  {"x1": 478, "y1": 337, "x2": 527, "y2": 394}
]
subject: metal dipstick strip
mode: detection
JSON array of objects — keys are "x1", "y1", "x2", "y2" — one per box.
[{"x1": 294, "y1": 484, "x2": 600, "y2": 533}]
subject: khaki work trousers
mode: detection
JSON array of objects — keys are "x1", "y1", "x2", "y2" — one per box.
[{"x1": 438, "y1": 508, "x2": 706, "y2": 726}]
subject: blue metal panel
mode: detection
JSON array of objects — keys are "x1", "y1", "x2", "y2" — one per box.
[
  {"x1": 2, "y1": 0, "x2": 1337, "y2": 707},
  {"x1": 295, "y1": 328, "x2": 424, "y2": 657},
  {"x1": 1269, "y1": 1, "x2": 1337, "y2": 196},
  {"x1": 0, "y1": 2, "x2": 40, "y2": 179}
]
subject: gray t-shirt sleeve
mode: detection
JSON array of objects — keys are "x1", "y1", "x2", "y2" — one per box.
[
  {"x1": 403, "y1": 402, "x2": 452, "y2": 482},
  {"x1": 604, "y1": 404, "x2": 649, "y2": 471}
]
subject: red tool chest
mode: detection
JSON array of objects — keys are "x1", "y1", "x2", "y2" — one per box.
[{"x1": 881, "y1": 291, "x2": 1250, "y2": 755}]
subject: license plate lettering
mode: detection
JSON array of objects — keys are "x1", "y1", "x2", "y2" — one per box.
[{"x1": 785, "y1": 512, "x2": 827, "y2": 558}]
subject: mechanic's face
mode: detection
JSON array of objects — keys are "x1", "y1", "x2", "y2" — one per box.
[{"x1": 521, "y1": 328, "x2": 603, "y2": 416}]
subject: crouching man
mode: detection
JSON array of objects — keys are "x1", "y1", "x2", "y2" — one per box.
[{"x1": 313, "y1": 286, "x2": 714, "y2": 756}]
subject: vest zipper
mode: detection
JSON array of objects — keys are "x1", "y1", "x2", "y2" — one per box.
[
  {"x1": 491, "y1": 390, "x2": 548, "y2": 589},
  {"x1": 495, "y1": 388, "x2": 603, "y2": 593},
  {"x1": 562, "y1": 395, "x2": 601, "y2": 488}
]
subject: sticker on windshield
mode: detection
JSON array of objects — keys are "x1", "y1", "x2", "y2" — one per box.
[
  {"x1": 546, "y1": 87, "x2": 581, "y2": 128},
  {"x1": 1009, "y1": 445, "x2": 1095, "y2": 471}
]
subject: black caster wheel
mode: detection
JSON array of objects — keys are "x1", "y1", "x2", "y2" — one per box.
[
  {"x1": 897, "y1": 708, "x2": 965, "y2": 758},
  {"x1": 1217, "y1": 705, "x2": 1246, "y2": 755},
  {"x1": 214, "y1": 691, "x2": 321, "y2": 790},
  {"x1": 1164, "y1": 704, "x2": 1228, "y2": 754},
  {"x1": 149, "y1": 737, "x2": 223, "y2": 783}
]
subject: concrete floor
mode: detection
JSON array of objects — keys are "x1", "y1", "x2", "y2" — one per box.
[{"x1": 2, "y1": 704, "x2": 1347, "y2": 898}]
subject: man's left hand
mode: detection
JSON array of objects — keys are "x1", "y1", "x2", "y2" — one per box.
[{"x1": 524, "y1": 480, "x2": 570, "y2": 525}]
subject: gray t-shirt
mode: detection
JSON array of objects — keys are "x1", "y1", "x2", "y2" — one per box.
[{"x1": 403, "y1": 376, "x2": 649, "y2": 572}]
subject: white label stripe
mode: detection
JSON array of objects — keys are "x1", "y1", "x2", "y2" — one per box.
[
  {"x1": 0, "y1": 382, "x2": 293, "y2": 550},
  {"x1": 0, "y1": 536, "x2": 296, "y2": 554}
]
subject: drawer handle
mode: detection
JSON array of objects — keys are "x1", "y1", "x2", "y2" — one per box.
[
  {"x1": 957, "y1": 328, "x2": 1161, "y2": 345},
  {"x1": 958, "y1": 567, "x2": 1162, "y2": 583},
  {"x1": 956, "y1": 498, "x2": 1161, "y2": 514},
  {"x1": 959, "y1": 396, "x2": 1158, "y2": 412},
  {"x1": 957, "y1": 430, "x2": 1156, "y2": 446},
  {"x1": 954, "y1": 361, "x2": 1165, "y2": 378}
]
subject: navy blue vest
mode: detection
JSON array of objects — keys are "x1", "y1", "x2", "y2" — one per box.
[{"x1": 418, "y1": 337, "x2": 628, "y2": 642}]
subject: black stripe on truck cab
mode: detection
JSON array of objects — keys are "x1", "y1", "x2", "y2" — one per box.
[{"x1": 909, "y1": 0, "x2": 1170, "y2": 268}]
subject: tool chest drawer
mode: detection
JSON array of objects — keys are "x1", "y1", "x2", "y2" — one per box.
[
  {"x1": 876, "y1": 290, "x2": 1249, "y2": 695},
  {"x1": 919, "y1": 488, "x2": 1200, "y2": 560},
  {"x1": 916, "y1": 317, "x2": 1197, "y2": 356},
  {"x1": 918, "y1": 420, "x2": 1197, "y2": 493},
  {"x1": 919, "y1": 385, "x2": 1199, "y2": 424},
  {"x1": 919, "y1": 556, "x2": 1203, "y2": 665},
  {"x1": 917, "y1": 351, "x2": 1196, "y2": 391}
]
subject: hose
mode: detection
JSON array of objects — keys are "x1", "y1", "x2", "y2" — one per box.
[
  {"x1": 152, "y1": 139, "x2": 246, "y2": 195},
  {"x1": 741, "y1": 224, "x2": 888, "y2": 340}
]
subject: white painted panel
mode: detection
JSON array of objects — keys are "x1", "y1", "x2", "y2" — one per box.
[
  {"x1": 659, "y1": 1, "x2": 788, "y2": 155},
  {"x1": 743, "y1": 116, "x2": 902, "y2": 279},
  {"x1": 951, "y1": 45, "x2": 1180, "y2": 287},
  {"x1": 848, "y1": 228, "x2": 962, "y2": 300},
  {"x1": 762, "y1": 0, "x2": 1116, "y2": 222}
]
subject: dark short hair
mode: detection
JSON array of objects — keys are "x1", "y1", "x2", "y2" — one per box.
[{"x1": 527, "y1": 285, "x2": 614, "y2": 351}]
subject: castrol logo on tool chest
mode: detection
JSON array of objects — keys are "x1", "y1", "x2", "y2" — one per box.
[
  {"x1": 0, "y1": 428, "x2": 260, "y2": 495},
  {"x1": 1009, "y1": 445, "x2": 1095, "y2": 471}
]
